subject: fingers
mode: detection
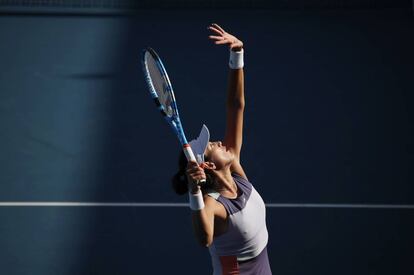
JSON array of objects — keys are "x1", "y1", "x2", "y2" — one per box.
[
  {"x1": 208, "y1": 23, "x2": 243, "y2": 49},
  {"x1": 186, "y1": 161, "x2": 206, "y2": 183},
  {"x1": 187, "y1": 171, "x2": 206, "y2": 183},
  {"x1": 208, "y1": 23, "x2": 224, "y2": 35},
  {"x1": 208, "y1": 35, "x2": 223, "y2": 40},
  {"x1": 186, "y1": 161, "x2": 203, "y2": 175},
  {"x1": 211, "y1": 35, "x2": 243, "y2": 48},
  {"x1": 211, "y1": 23, "x2": 225, "y2": 33},
  {"x1": 214, "y1": 39, "x2": 230, "y2": 45},
  {"x1": 208, "y1": 26, "x2": 222, "y2": 36},
  {"x1": 187, "y1": 161, "x2": 199, "y2": 169},
  {"x1": 187, "y1": 166, "x2": 202, "y2": 174},
  {"x1": 209, "y1": 35, "x2": 227, "y2": 45}
]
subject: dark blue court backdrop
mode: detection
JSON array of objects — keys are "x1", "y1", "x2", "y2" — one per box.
[{"x1": 0, "y1": 7, "x2": 413, "y2": 275}]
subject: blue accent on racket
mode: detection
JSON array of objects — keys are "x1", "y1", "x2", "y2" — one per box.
[{"x1": 141, "y1": 48, "x2": 190, "y2": 148}]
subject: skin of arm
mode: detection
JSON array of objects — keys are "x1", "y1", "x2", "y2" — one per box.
[
  {"x1": 187, "y1": 161, "x2": 227, "y2": 247},
  {"x1": 209, "y1": 23, "x2": 247, "y2": 177},
  {"x1": 226, "y1": 66, "x2": 247, "y2": 179},
  {"x1": 186, "y1": 161, "x2": 215, "y2": 247},
  {"x1": 191, "y1": 196, "x2": 217, "y2": 247},
  {"x1": 225, "y1": 67, "x2": 244, "y2": 160},
  {"x1": 187, "y1": 24, "x2": 246, "y2": 247}
]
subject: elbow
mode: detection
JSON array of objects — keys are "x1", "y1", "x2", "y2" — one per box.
[
  {"x1": 227, "y1": 100, "x2": 245, "y2": 110},
  {"x1": 197, "y1": 234, "x2": 213, "y2": 248}
]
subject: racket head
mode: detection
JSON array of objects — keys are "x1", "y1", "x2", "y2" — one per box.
[
  {"x1": 142, "y1": 47, "x2": 178, "y2": 118},
  {"x1": 141, "y1": 47, "x2": 190, "y2": 146}
]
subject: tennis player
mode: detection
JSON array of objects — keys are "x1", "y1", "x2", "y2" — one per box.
[{"x1": 172, "y1": 24, "x2": 272, "y2": 275}]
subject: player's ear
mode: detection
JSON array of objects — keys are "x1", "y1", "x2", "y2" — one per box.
[{"x1": 202, "y1": 162, "x2": 216, "y2": 171}]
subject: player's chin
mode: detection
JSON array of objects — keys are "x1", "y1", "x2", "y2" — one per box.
[
  {"x1": 224, "y1": 147, "x2": 234, "y2": 157},
  {"x1": 226, "y1": 151, "x2": 235, "y2": 162},
  {"x1": 217, "y1": 154, "x2": 234, "y2": 167}
]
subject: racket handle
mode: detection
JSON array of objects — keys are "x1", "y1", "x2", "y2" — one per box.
[
  {"x1": 183, "y1": 144, "x2": 206, "y2": 183},
  {"x1": 183, "y1": 144, "x2": 196, "y2": 162}
]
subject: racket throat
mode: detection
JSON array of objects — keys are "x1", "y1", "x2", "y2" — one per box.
[{"x1": 183, "y1": 144, "x2": 197, "y2": 163}]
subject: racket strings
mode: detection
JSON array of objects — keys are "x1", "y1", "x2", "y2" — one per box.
[{"x1": 146, "y1": 54, "x2": 174, "y2": 117}]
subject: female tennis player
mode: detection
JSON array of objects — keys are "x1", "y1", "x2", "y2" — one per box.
[{"x1": 172, "y1": 24, "x2": 272, "y2": 275}]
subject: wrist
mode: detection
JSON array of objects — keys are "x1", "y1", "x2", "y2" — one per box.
[
  {"x1": 188, "y1": 189, "x2": 205, "y2": 210},
  {"x1": 231, "y1": 46, "x2": 243, "y2": 52},
  {"x1": 229, "y1": 48, "x2": 244, "y2": 69},
  {"x1": 189, "y1": 184, "x2": 201, "y2": 194}
]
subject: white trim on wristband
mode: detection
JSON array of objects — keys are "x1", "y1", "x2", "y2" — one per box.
[
  {"x1": 189, "y1": 189, "x2": 205, "y2": 210},
  {"x1": 229, "y1": 48, "x2": 244, "y2": 69}
]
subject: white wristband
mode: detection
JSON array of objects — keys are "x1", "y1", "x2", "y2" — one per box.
[
  {"x1": 189, "y1": 189, "x2": 205, "y2": 210},
  {"x1": 229, "y1": 49, "x2": 244, "y2": 69}
]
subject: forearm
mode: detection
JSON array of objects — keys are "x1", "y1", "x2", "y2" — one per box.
[
  {"x1": 224, "y1": 48, "x2": 245, "y2": 154},
  {"x1": 186, "y1": 163, "x2": 214, "y2": 247},
  {"x1": 226, "y1": 68, "x2": 245, "y2": 109},
  {"x1": 191, "y1": 208, "x2": 214, "y2": 247}
]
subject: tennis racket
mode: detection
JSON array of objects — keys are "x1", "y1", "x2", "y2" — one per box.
[{"x1": 141, "y1": 47, "x2": 202, "y2": 173}]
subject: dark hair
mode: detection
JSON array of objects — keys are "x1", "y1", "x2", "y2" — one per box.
[{"x1": 171, "y1": 151, "x2": 213, "y2": 195}]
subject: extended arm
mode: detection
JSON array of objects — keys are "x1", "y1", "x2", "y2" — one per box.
[
  {"x1": 225, "y1": 62, "x2": 244, "y2": 160},
  {"x1": 208, "y1": 24, "x2": 245, "y2": 160}
]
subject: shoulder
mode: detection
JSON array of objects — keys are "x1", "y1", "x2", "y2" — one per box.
[
  {"x1": 203, "y1": 194, "x2": 227, "y2": 219},
  {"x1": 204, "y1": 194, "x2": 218, "y2": 206}
]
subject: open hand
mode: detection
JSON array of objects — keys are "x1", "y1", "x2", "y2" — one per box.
[{"x1": 208, "y1": 23, "x2": 243, "y2": 51}]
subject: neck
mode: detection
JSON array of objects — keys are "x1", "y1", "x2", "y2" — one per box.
[{"x1": 211, "y1": 167, "x2": 238, "y2": 197}]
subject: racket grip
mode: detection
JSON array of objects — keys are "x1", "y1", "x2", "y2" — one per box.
[
  {"x1": 183, "y1": 144, "x2": 206, "y2": 183},
  {"x1": 183, "y1": 144, "x2": 196, "y2": 162}
]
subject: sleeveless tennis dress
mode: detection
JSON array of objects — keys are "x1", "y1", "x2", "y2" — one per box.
[{"x1": 207, "y1": 173, "x2": 272, "y2": 275}]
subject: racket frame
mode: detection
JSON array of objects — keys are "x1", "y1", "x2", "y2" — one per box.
[{"x1": 142, "y1": 47, "x2": 198, "y2": 164}]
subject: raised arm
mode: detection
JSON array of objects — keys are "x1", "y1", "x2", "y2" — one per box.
[{"x1": 208, "y1": 24, "x2": 245, "y2": 160}]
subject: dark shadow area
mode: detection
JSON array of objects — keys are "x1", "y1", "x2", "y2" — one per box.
[
  {"x1": 60, "y1": 72, "x2": 120, "y2": 80},
  {"x1": 0, "y1": 7, "x2": 413, "y2": 275},
  {"x1": 0, "y1": 0, "x2": 412, "y2": 13}
]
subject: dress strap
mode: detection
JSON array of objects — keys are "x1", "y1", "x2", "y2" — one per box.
[{"x1": 205, "y1": 189, "x2": 220, "y2": 200}]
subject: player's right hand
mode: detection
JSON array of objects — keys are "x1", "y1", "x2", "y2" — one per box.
[{"x1": 186, "y1": 161, "x2": 206, "y2": 193}]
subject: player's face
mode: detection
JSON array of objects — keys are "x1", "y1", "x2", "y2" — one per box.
[{"x1": 204, "y1": 141, "x2": 234, "y2": 169}]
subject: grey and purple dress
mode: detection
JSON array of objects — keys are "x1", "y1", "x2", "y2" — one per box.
[{"x1": 207, "y1": 173, "x2": 272, "y2": 275}]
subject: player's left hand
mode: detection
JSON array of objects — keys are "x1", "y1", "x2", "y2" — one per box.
[{"x1": 208, "y1": 23, "x2": 243, "y2": 52}]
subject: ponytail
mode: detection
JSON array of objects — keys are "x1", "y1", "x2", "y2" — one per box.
[{"x1": 171, "y1": 151, "x2": 189, "y2": 195}]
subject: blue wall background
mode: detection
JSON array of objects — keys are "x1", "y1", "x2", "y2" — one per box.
[{"x1": 0, "y1": 9, "x2": 413, "y2": 275}]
